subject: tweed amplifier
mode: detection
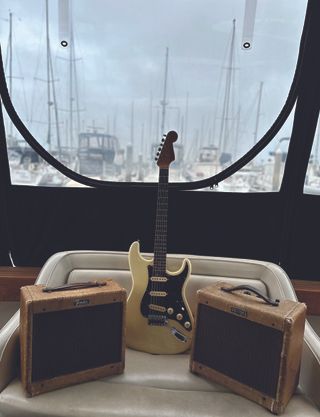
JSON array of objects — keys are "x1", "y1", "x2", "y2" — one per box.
[
  {"x1": 20, "y1": 280, "x2": 126, "y2": 396},
  {"x1": 190, "y1": 282, "x2": 306, "y2": 415}
]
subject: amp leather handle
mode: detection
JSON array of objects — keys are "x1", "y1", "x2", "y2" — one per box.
[
  {"x1": 43, "y1": 281, "x2": 107, "y2": 293},
  {"x1": 221, "y1": 284, "x2": 280, "y2": 306}
]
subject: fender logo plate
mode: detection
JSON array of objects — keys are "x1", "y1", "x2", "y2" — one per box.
[
  {"x1": 230, "y1": 306, "x2": 247, "y2": 318},
  {"x1": 74, "y1": 299, "x2": 90, "y2": 307}
]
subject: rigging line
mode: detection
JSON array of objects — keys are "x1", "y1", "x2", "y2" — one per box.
[
  {"x1": 230, "y1": 44, "x2": 239, "y2": 157},
  {"x1": 30, "y1": 9, "x2": 46, "y2": 125},
  {"x1": 73, "y1": 46, "x2": 81, "y2": 136},
  {"x1": 13, "y1": 34, "x2": 29, "y2": 123},
  {"x1": 4, "y1": 24, "x2": 9, "y2": 73},
  {"x1": 49, "y1": 39, "x2": 62, "y2": 157},
  {"x1": 240, "y1": 90, "x2": 259, "y2": 135},
  {"x1": 168, "y1": 59, "x2": 179, "y2": 110},
  {"x1": 224, "y1": 112, "x2": 239, "y2": 160},
  {"x1": 211, "y1": 26, "x2": 233, "y2": 146}
]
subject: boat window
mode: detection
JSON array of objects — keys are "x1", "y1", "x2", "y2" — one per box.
[
  {"x1": 304, "y1": 119, "x2": 320, "y2": 196},
  {"x1": 1, "y1": 0, "x2": 307, "y2": 188}
]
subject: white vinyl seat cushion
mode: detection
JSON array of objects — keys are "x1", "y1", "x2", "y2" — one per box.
[
  {"x1": 0, "y1": 352, "x2": 319, "y2": 417},
  {"x1": 0, "y1": 250, "x2": 319, "y2": 417}
]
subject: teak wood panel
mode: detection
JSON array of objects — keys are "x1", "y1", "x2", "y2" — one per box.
[
  {"x1": 0, "y1": 267, "x2": 319, "y2": 315},
  {"x1": 292, "y1": 280, "x2": 320, "y2": 316},
  {"x1": 0, "y1": 267, "x2": 40, "y2": 301}
]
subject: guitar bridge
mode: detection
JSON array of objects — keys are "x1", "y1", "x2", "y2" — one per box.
[{"x1": 148, "y1": 314, "x2": 168, "y2": 326}]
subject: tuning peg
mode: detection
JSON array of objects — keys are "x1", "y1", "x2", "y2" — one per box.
[
  {"x1": 155, "y1": 157, "x2": 158, "y2": 161},
  {"x1": 158, "y1": 147, "x2": 162, "y2": 151},
  {"x1": 161, "y1": 138, "x2": 165, "y2": 142}
]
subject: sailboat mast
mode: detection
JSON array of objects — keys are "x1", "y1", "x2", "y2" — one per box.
[
  {"x1": 73, "y1": 42, "x2": 81, "y2": 137},
  {"x1": 49, "y1": 50, "x2": 62, "y2": 158},
  {"x1": 69, "y1": 11, "x2": 74, "y2": 148},
  {"x1": 45, "y1": 0, "x2": 62, "y2": 156},
  {"x1": 148, "y1": 91, "x2": 153, "y2": 142},
  {"x1": 218, "y1": 19, "x2": 236, "y2": 157},
  {"x1": 234, "y1": 105, "x2": 241, "y2": 158},
  {"x1": 160, "y1": 47, "x2": 169, "y2": 135},
  {"x1": 130, "y1": 101, "x2": 135, "y2": 146},
  {"x1": 64, "y1": 0, "x2": 81, "y2": 149},
  {"x1": 184, "y1": 91, "x2": 189, "y2": 144},
  {"x1": 253, "y1": 81, "x2": 263, "y2": 145},
  {"x1": 45, "y1": 0, "x2": 52, "y2": 150},
  {"x1": 113, "y1": 107, "x2": 118, "y2": 136}
]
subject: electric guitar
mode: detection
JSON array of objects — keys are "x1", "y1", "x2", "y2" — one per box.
[{"x1": 126, "y1": 130, "x2": 194, "y2": 354}]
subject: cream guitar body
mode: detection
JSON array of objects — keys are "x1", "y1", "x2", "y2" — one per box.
[{"x1": 127, "y1": 241, "x2": 194, "y2": 354}]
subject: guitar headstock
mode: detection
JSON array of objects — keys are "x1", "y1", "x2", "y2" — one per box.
[{"x1": 155, "y1": 131, "x2": 178, "y2": 169}]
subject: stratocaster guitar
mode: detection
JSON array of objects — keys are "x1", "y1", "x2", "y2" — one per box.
[{"x1": 126, "y1": 130, "x2": 194, "y2": 354}]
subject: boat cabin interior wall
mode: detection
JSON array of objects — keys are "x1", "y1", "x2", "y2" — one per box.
[{"x1": 0, "y1": 0, "x2": 320, "y2": 282}]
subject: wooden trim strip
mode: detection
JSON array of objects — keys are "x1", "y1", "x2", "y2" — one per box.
[
  {"x1": 0, "y1": 268, "x2": 319, "y2": 315},
  {"x1": 292, "y1": 280, "x2": 320, "y2": 316},
  {"x1": 0, "y1": 267, "x2": 40, "y2": 301}
]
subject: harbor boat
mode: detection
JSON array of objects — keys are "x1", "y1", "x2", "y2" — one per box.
[{"x1": 77, "y1": 131, "x2": 120, "y2": 178}]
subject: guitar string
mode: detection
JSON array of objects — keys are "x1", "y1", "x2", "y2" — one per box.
[
  {"x1": 153, "y1": 170, "x2": 162, "y2": 313},
  {"x1": 153, "y1": 168, "x2": 168, "y2": 320}
]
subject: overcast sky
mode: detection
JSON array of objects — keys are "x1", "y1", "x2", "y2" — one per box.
[{"x1": 0, "y1": 0, "x2": 308, "y2": 163}]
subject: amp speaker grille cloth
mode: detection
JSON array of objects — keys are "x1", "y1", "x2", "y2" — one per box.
[
  {"x1": 194, "y1": 304, "x2": 283, "y2": 398},
  {"x1": 31, "y1": 302, "x2": 123, "y2": 382}
]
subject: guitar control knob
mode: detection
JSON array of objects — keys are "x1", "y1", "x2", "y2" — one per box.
[
  {"x1": 167, "y1": 307, "x2": 174, "y2": 315},
  {"x1": 176, "y1": 313, "x2": 183, "y2": 321},
  {"x1": 184, "y1": 321, "x2": 191, "y2": 329}
]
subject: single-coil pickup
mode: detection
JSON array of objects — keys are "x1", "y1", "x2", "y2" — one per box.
[
  {"x1": 149, "y1": 291, "x2": 167, "y2": 297},
  {"x1": 149, "y1": 303, "x2": 166, "y2": 313},
  {"x1": 150, "y1": 276, "x2": 168, "y2": 282}
]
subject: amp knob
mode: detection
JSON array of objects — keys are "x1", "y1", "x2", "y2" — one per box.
[
  {"x1": 167, "y1": 307, "x2": 174, "y2": 315},
  {"x1": 176, "y1": 313, "x2": 183, "y2": 321},
  {"x1": 184, "y1": 321, "x2": 191, "y2": 329}
]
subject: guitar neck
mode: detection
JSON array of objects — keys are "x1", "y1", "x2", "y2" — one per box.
[{"x1": 153, "y1": 168, "x2": 169, "y2": 276}]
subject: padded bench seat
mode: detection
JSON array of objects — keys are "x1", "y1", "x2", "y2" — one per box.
[{"x1": 0, "y1": 251, "x2": 320, "y2": 417}]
